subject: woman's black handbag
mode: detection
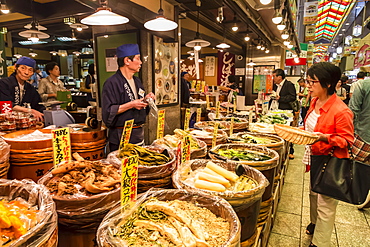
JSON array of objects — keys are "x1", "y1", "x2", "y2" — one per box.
[{"x1": 310, "y1": 151, "x2": 370, "y2": 205}]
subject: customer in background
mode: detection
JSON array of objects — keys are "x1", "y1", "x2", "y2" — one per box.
[
  {"x1": 29, "y1": 66, "x2": 47, "y2": 88},
  {"x1": 302, "y1": 62, "x2": 354, "y2": 247},
  {"x1": 0, "y1": 56, "x2": 45, "y2": 121},
  {"x1": 349, "y1": 72, "x2": 365, "y2": 98},
  {"x1": 340, "y1": 75, "x2": 350, "y2": 104},
  {"x1": 180, "y1": 71, "x2": 191, "y2": 107},
  {"x1": 335, "y1": 80, "x2": 346, "y2": 101},
  {"x1": 298, "y1": 78, "x2": 310, "y2": 121},
  {"x1": 38, "y1": 62, "x2": 66, "y2": 103},
  {"x1": 349, "y1": 77, "x2": 370, "y2": 209},
  {"x1": 79, "y1": 63, "x2": 96, "y2": 102},
  {"x1": 227, "y1": 75, "x2": 243, "y2": 96}
]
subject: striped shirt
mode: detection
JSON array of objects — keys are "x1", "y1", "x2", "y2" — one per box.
[{"x1": 302, "y1": 110, "x2": 320, "y2": 165}]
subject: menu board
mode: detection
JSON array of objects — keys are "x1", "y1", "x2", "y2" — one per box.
[
  {"x1": 153, "y1": 36, "x2": 178, "y2": 106},
  {"x1": 252, "y1": 65, "x2": 275, "y2": 94}
]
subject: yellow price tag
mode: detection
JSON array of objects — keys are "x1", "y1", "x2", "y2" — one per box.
[
  {"x1": 212, "y1": 122, "x2": 219, "y2": 148},
  {"x1": 196, "y1": 81, "x2": 200, "y2": 92},
  {"x1": 249, "y1": 109, "x2": 253, "y2": 124},
  {"x1": 119, "y1": 119, "x2": 134, "y2": 149},
  {"x1": 201, "y1": 81, "x2": 206, "y2": 92},
  {"x1": 206, "y1": 95, "x2": 210, "y2": 109},
  {"x1": 181, "y1": 135, "x2": 191, "y2": 164},
  {"x1": 233, "y1": 98, "x2": 237, "y2": 112},
  {"x1": 184, "y1": 108, "x2": 191, "y2": 130},
  {"x1": 52, "y1": 127, "x2": 71, "y2": 167},
  {"x1": 157, "y1": 109, "x2": 166, "y2": 139},
  {"x1": 230, "y1": 117, "x2": 234, "y2": 137},
  {"x1": 121, "y1": 155, "x2": 138, "y2": 211},
  {"x1": 216, "y1": 101, "x2": 220, "y2": 119},
  {"x1": 196, "y1": 108, "x2": 201, "y2": 123}
]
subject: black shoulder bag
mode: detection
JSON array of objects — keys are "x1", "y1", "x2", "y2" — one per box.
[{"x1": 310, "y1": 146, "x2": 370, "y2": 205}]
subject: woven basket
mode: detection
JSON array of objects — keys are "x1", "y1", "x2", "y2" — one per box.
[{"x1": 274, "y1": 124, "x2": 318, "y2": 145}]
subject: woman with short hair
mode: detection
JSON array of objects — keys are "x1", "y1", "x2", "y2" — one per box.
[{"x1": 38, "y1": 62, "x2": 66, "y2": 102}]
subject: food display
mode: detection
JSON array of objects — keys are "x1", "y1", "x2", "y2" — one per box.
[
  {"x1": 217, "y1": 149, "x2": 272, "y2": 162},
  {"x1": 194, "y1": 121, "x2": 229, "y2": 129},
  {"x1": 258, "y1": 115, "x2": 287, "y2": 125},
  {"x1": 274, "y1": 124, "x2": 319, "y2": 145},
  {"x1": 188, "y1": 129, "x2": 228, "y2": 146},
  {"x1": 248, "y1": 123, "x2": 276, "y2": 134},
  {"x1": 229, "y1": 132, "x2": 280, "y2": 144},
  {"x1": 0, "y1": 112, "x2": 38, "y2": 131},
  {"x1": 45, "y1": 153, "x2": 120, "y2": 196},
  {"x1": 118, "y1": 144, "x2": 170, "y2": 167},
  {"x1": 97, "y1": 189, "x2": 241, "y2": 247}
]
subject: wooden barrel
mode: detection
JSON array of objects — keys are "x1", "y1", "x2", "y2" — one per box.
[
  {"x1": 58, "y1": 227, "x2": 96, "y2": 247},
  {"x1": 70, "y1": 127, "x2": 107, "y2": 161},
  {"x1": 3, "y1": 129, "x2": 53, "y2": 182}
]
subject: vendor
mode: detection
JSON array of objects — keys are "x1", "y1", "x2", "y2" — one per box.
[
  {"x1": 102, "y1": 44, "x2": 155, "y2": 152},
  {"x1": 38, "y1": 62, "x2": 66, "y2": 102},
  {"x1": 0, "y1": 56, "x2": 45, "y2": 121}
]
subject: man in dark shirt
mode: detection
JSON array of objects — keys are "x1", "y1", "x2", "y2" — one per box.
[
  {"x1": 180, "y1": 72, "x2": 191, "y2": 106},
  {"x1": 340, "y1": 75, "x2": 350, "y2": 105}
]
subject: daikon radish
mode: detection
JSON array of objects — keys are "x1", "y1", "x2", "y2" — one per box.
[
  {"x1": 203, "y1": 167, "x2": 225, "y2": 178},
  {"x1": 206, "y1": 161, "x2": 239, "y2": 182},
  {"x1": 194, "y1": 179, "x2": 226, "y2": 192},
  {"x1": 198, "y1": 172, "x2": 231, "y2": 187}
]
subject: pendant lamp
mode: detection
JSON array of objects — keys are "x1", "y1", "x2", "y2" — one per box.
[
  {"x1": 81, "y1": 0, "x2": 129, "y2": 25},
  {"x1": 144, "y1": 0, "x2": 178, "y2": 31},
  {"x1": 185, "y1": 8, "x2": 210, "y2": 50},
  {"x1": 70, "y1": 23, "x2": 88, "y2": 31},
  {"x1": 19, "y1": 22, "x2": 49, "y2": 42}
]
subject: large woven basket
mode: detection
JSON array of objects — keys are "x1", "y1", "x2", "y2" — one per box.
[{"x1": 274, "y1": 124, "x2": 318, "y2": 145}]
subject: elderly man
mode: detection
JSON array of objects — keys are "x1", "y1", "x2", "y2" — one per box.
[
  {"x1": 0, "y1": 56, "x2": 44, "y2": 121},
  {"x1": 102, "y1": 44, "x2": 155, "y2": 152}
]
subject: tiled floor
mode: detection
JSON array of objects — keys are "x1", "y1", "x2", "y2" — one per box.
[{"x1": 268, "y1": 145, "x2": 370, "y2": 247}]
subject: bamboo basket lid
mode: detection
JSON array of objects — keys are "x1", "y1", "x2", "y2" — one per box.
[{"x1": 274, "y1": 124, "x2": 319, "y2": 145}]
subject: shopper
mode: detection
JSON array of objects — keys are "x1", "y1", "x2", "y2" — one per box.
[
  {"x1": 340, "y1": 75, "x2": 350, "y2": 104},
  {"x1": 349, "y1": 71, "x2": 365, "y2": 98},
  {"x1": 302, "y1": 62, "x2": 354, "y2": 247},
  {"x1": 102, "y1": 44, "x2": 155, "y2": 152},
  {"x1": 0, "y1": 56, "x2": 45, "y2": 121},
  {"x1": 227, "y1": 75, "x2": 243, "y2": 96},
  {"x1": 29, "y1": 66, "x2": 47, "y2": 88},
  {"x1": 335, "y1": 80, "x2": 346, "y2": 101},
  {"x1": 349, "y1": 78, "x2": 370, "y2": 209},
  {"x1": 298, "y1": 78, "x2": 310, "y2": 121},
  {"x1": 80, "y1": 63, "x2": 96, "y2": 102},
  {"x1": 180, "y1": 71, "x2": 190, "y2": 106},
  {"x1": 38, "y1": 62, "x2": 66, "y2": 103}
]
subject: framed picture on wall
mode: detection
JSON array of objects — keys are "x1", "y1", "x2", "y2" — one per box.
[
  {"x1": 153, "y1": 35, "x2": 179, "y2": 106},
  {"x1": 252, "y1": 65, "x2": 275, "y2": 94}
]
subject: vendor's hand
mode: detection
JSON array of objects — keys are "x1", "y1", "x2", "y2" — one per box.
[
  {"x1": 145, "y1": 92, "x2": 155, "y2": 101},
  {"x1": 31, "y1": 109, "x2": 44, "y2": 122},
  {"x1": 131, "y1": 99, "x2": 148, "y2": 110}
]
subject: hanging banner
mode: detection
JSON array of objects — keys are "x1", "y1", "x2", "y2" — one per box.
[
  {"x1": 217, "y1": 51, "x2": 235, "y2": 87},
  {"x1": 354, "y1": 44, "x2": 370, "y2": 69},
  {"x1": 121, "y1": 155, "x2": 138, "y2": 210},
  {"x1": 303, "y1": 1, "x2": 318, "y2": 25},
  {"x1": 0, "y1": 28, "x2": 7, "y2": 79},
  {"x1": 0, "y1": 101, "x2": 12, "y2": 113},
  {"x1": 157, "y1": 110, "x2": 165, "y2": 139},
  {"x1": 305, "y1": 26, "x2": 316, "y2": 42},
  {"x1": 205, "y1": 56, "x2": 216, "y2": 77},
  {"x1": 52, "y1": 127, "x2": 71, "y2": 166},
  {"x1": 119, "y1": 119, "x2": 134, "y2": 149},
  {"x1": 286, "y1": 43, "x2": 308, "y2": 66}
]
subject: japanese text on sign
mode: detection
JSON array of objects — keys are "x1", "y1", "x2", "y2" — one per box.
[
  {"x1": 0, "y1": 101, "x2": 12, "y2": 113},
  {"x1": 212, "y1": 122, "x2": 219, "y2": 148},
  {"x1": 184, "y1": 108, "x2": 191, "y2": 130},
  {"x1": 157, "y1": 110, "x2": 165, "y2": 139},
  {"x1": 181, "y1": 135, "x2": 191, "y2": 164},
  {"x1": 119, "y1": 119, "x2": 134, "y2": 149},
  {"x1": 52, "y1": 127, "x2": 71, "y2": 166},
  {"x1": 216, "y1": 101, "x2": 220, "y2": 119},
  {"x1": 121, "y1": 155, "x2": 138, "y2": 210},
  {"x1": 196, "y1": 108, "x2": 201, "y2": 123}
]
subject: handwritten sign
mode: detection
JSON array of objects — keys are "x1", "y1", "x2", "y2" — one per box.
[
  {"x1": 52, "y1": 127, "x2": 71, "y2": 166},
  {"x1": 121, "y1": 155, "x2": 138, "y2": 210},
  {"x1": 196, "y1": 80, "x2": 201, "y2": 92},
  {"x1": 230, "y1": 117, "x2": 234, "y2": 136},
  {"x1": 181, "y1": 135, "x2": 191, "y2": 164},
  {"x1": 184, "y1": 108, "x2": 191, "y2": 130},
  {"x1": 216, "y1": 101, "x2": 220, "y2": 119},
  {"x1": 196, "y1": 108, "x2": 201, "y2": 123},
  {"x1": 157, "y1": 110, "x2": 165, "y2": 139},
  {"x1": 176, "y1": 141, "x2": 182, "y2": 168},
  {"x1": 119, "y1": 119, "x2": 134, "y2": 149},
  {"x1": 0, "y1": 101, "x2": 12, "y2": 113},
  {"x1": 233, "y1": 98, "x2": 237, "y2": 112},
  {"x1": 212, "y1": 122, "x2": 219, "y2": 148},
  {"x1": 206, "y1": 95, "x2": 210, "y2": 109}
]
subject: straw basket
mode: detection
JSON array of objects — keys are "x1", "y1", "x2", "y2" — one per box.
[{"x1": 274, "y1": 124, "x2": 318, "y2": 145}]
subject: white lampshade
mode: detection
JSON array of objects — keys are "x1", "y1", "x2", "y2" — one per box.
[
  {"x1": 58, "y1": 50, "x2": 68, "y2": 57},
  {"x1": 14, "y1": 54, "x2": 22, "y2": 58},
  {"x1": 50, "y1": 51, "x2": 57, "y2": 56},
  {"x1": 29, "y1": 52, "x2": 37, "y2": 57},
  {"x1": 73, "y1": 51, "x2": 81, "y2": 56},
  {"x1": 247, "y1": 60, "x2": 256, "y2": 66},
  {"x1": 283, "y1": 40, "x2": 290, "y2": 46},
  {"x1": 265, "y1": 49, "x2": 270, "y2": 53},
  {"x1": 277, "y1": 22, "x2": 286, "y2": 31},
  {"x1": 260, "y1": 0, "x2": 272, "y2": 5},
  {"x1": 186, "y1": 38, "x2": 210, "y2": 49},
  {"x1": 70, "y1": 23, "x2": 88, "y2": 31},
  {"x1": 244, "y1": 35, "x2": 250, "y2": 41},
  {"x1": 81, "y1": 9, "x2": 129, "y2": 25},
  {"x1": 281, "y1": 31, "x2": 289, "y2": 40},
  {"x1": 272, "y1": 10, "x2": 282, "y2": 24},
  {"x1": 216, "y1": 42, "x2": 230, "y2": 49},
  {"x1": 144, "y1": 16, "x2": 178, "y2": 31},
  {"x1": 1, "y1": 4, "x2": 9, "y2": 14},
  {"x1": 287, "y1": 44, "x2": 293, "y2": 49}
]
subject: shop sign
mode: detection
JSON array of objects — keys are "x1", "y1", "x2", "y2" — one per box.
[
  {"x1": 305, "y1": 26, "x2": 316, "y2": 42},
  {"x1": 205, "y1": 56, "x2": 215, "y2": 77},
  {"x1": 351, "y1": 38, "x2": 360, "y2": 51},
  {"x1": 119, "y1": 119, "x2": 134, "y2": 149},
  {"x1": 218, "y1": 52, "x2": 235, "y2": 86},
  {"x1": 121, "y1": 155, "x2": 138, "y2": 210},
  {"x1": 181, "y1": 135, "x2": 191, "y2": 164},
  {"x1": 212, "y1": 122, "x2": 219, "y2": 148},
  {"x1": 184, "y1": 108, "x2": 190, "y2": 130},
  {"x1": 52, "y1": 127, "x2": 71, "y2": 166},
  {"x1": 156, "y1": 109, "x2": 165, "y2": 139},
  {"x1": 196, "y1": 108, "x2": 201, "y2": 123},
  {"x1": 354, "y1": 44, "x2": 370, "y2": 69},
  {"x1": 343, "y1": 46, "x2": 352, "y2": 56},
  {"x1": 286, "y1": 43, "x2": 308, "y2": 66},
  {"x1": 229, "y1": 117, "x2": 234, "y2": 137},
  {"x1": 0, "y1": 101, "x2": 12, "y2": 113},
  {"x1": 303, "y1": 2, "x2": 318, "y2": 25}
]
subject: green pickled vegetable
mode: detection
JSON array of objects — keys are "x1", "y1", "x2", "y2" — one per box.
[{"x1": 218, "y1": 149, "x2": 271, "y2": 161}]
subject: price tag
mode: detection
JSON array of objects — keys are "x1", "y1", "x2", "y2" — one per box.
[
  {"x1": 230, "y1": 117, "x2": 234, "y2": 136},
  {"x1": 212, "y1": 122, "x2": 219, "y2": 148},
  {"x1": 196, "y1": 80, "x2": 200, "y2": 92},
  {"x1": 52, "y1": 127, "x2": 71, "y2": 166},
  {"x1": 121, "y1": 155, "x2": 138, "y2": 211},
  {"x1": 233, "y1": 98, "x2": 237, "y2": 112},
  {"x1": 119, "y1": 119, "x2": 134, "y2": 149},
  {"x1": 216, "y1": 101, "x2": 220, "y2": 119},
  {"x1": 249, "y1": 109, "x2": 253, "y2": 124},
  {"x1": 201, "y1": 81, "x2": 206, "y2": 92},
  {"x1": 184, "y1": 108, "x2": 191, "y2": 130},
  {"x1": 196, "y1": 108, "x2": 201, "y2": 123},
  {"x1": 0, "y1": 101, "x2": 12, "y2": 113},
  {"x1": 157, "y1": 109, "x2": 165, "y2": 139},
  {"x1": 181, "y1": 135, "x2": 191, "y2": 163},
  {"x1": 206, "y1": 95, "x2": 210, "y2": 109},
  {"x1": 176, "y1": 141, "x2": 182, "y2": 168}
]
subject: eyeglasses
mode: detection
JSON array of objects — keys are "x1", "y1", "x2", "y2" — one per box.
[{"x1": 306, "y1": 79, "x2": 320, "y2": 86}]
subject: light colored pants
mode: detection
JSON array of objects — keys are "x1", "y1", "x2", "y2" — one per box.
[{"x1": 310, "y1": 189, "x2": 338, "y2": 247}]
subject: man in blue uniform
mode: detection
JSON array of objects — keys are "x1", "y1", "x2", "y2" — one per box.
[
  {"x1": 0, "y1": 56, "x2": 45, "y2": 121},
  {"x1": 102, "y1": 44, "x2": 155, "y2": 152}
]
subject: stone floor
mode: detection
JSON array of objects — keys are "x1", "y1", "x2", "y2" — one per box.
[{"x1": 268, "y1": 145, "x2": 370, "y2": 247}]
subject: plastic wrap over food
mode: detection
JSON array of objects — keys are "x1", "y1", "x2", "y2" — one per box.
[
  {"x1": 209, "y1": 143, "x2": 279, "y2": 171},
  {"x1": 0, "y1": 179, "x2": 57, "y2": 247},
  {"x1": 0, "y1": 138, "x2": 10, "y2": 178},
  {"x1": 37, "y1": 159, "x2": 121, "y2": 219},
  {"x1": 173, "y1": 159, "x2": 269, "y2": 208},
  {"x1": 97, "y1": 188, "x2": 241, "y2": 247},
  {"x1": 107, "y1": 144, "x2": 176, "y2": 179}
]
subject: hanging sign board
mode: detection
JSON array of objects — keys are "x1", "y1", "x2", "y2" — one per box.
[
  {"x1": 52, "y1": 127, "x2": 71, "y2": 166},
  {"x1": 121, "y1": 155, "x2": 138, "y2": 211}
]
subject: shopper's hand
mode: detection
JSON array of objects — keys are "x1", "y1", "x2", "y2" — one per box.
[
  {"x1": 312, "y1": 132, "x2": 328, "y2": 144},
  {"x1": 31, "y1": 109, "x2": 44, "y2": 122},
  {"x1": 145, "y1": 92, "x2": 155, "y2": 101},
  {"x1": 131, "y1": 99, "x2": 148, "y2": 110}
]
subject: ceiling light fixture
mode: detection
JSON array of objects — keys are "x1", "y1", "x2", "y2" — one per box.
[
  {"x1": 29, "y1": 52, "x2": 37, "y2": 57},
  {"x1": 216, "y1": 7, "x2": 224, "y2": 23},
  {"x1": 260, "y1": 0, "x2": 272, "y2": 5},
  {"x1": 277, "y1": 21, "x2": 286, "y2": 31},
  {"x1": 185, "y1": 8, "x2": 210, "y2": 51},
  {"x1": 64, "y1": 17, "x2": 76, "y2": 25},
  {"x1": 272, "y1": 9, "x2": 283, "y2": 24},
  {"x1": 244, "y1": 33, "x2": 250, "y2": 42},
  {"x1": 70, "y1": 23, "x2": 88, "y2": 32},
  {"x1": 287, "y1": 44, "x2": 293, "y2": 49},
  {"x1": 50, "y1": 51, "x2": 58, "y2": 56},
  {"x1": 0, "y1": 2, "x2": 9, "y2": 14},
  {"x1": 216, "y1": 42, "x2": 230, "y2": 49},
  {"x1": 58, "y1": 50, "x2": 68, "y2": 57},
  {"x1": 231, "y1": 14, "x2": 238, "y2": 32},
  {"x1": 265, "y1": 49, "x2": 270, "y2": 53},
  {"x1": 283, "y1": 40, "x2": 290, "y2": 46},
  {"x1": 73, "y1": 51, "x2": 81, "y2": 56},
  {"x1": 144, "y1": 0, "x2": 178, "y2": 31},
  {"x1": 247, "y1": 60, "x2": 256, "y2": 66},
  {"x1": 281, "y1": 30, "x2": 289, "y2": 39},
  {"x1": 19, "y1": 23, "x2": 49, "y2": 42},
  {"x1": 14, "y1": 54, "x2": 22, "y2": 59},
  {"x1": 81, "y1": 0, "x2": 129, "y2": 26}
]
